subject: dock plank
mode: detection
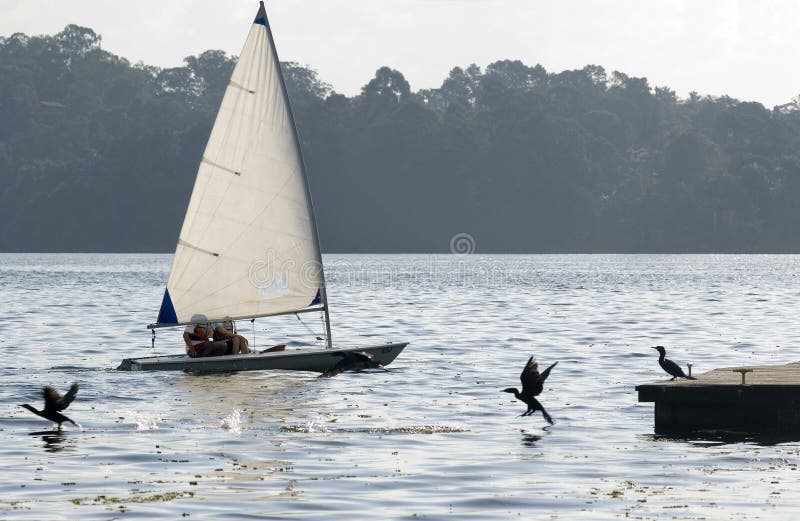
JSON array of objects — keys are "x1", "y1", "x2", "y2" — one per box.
[{"x1": 640, "y1": 361, "x2": 800, "y2": 387}]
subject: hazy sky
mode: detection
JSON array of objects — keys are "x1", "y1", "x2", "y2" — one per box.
[{"x1": 2, "y1": 0, "x2": 799, "y2": 107}]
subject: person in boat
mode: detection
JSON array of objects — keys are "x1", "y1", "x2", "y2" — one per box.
[
  {"x1": 212, "y1": 318, "x2": 250, "y2": 354},
  {"x1": 183, "y1": 314, "x2": 248, "y2": 358}
]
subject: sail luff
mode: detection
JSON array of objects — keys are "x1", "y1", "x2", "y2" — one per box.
[{"x1": 257, "y1": 1, "x2": 333, "y2": 348}]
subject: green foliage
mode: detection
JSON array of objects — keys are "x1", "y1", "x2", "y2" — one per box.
[{"x1": 2, "y1": 25, "x2": 800, "y2": 252}]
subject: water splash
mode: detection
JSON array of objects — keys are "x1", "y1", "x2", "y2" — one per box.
[
  {"x1": 221, "y1": 409, "x2": 242, "y2": 433},
  {"x1": 305, "y1": 416, "x2": 329, "y2": 433},
  {"x1": 134, "y1": 415, "x2": 159, "y2": 431}
]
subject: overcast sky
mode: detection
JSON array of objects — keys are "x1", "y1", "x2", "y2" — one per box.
[{"x1": 2, "y1": 0, "x2": 799, "y2": 107}]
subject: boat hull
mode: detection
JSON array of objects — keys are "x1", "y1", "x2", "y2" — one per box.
[{"x1": 117, "y1": 342, "x2": 408, "y2": 373}]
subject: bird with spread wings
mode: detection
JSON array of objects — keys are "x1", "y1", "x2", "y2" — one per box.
[
  {"x1": 21, "y1": 383, "x2": 79, "y2": 429},
  {"x1": 503, "y1": 357, "x2": 558, "y2": 424}
]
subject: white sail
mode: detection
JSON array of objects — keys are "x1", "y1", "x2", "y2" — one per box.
[{"x1": 156, "y1": 2, "x2": 325, "y2": 326}]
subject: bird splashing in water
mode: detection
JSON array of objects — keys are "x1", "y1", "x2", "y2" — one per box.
[
  {"x1": 651, "y1": 346, "x2": 696, "y2": 380},
  {"x1": 21, "y1": 383, "x2": 79, "y2": 430},
  {"x1": 320, "y1": 351, "x2": 384, "y2": 378},
  {"x1": 502, "y1": 356, "x2": 557, "y2": 424}
]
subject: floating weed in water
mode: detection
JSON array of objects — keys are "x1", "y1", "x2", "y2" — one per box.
[
  {"x1": 281, "y1": 417, "x2": 330, "y2": 433},
  {"x1": 281, "y1": 425, "x2": 310, "y2": 433},
  {"x1": 280, "y1": 424, "x2": 468, "y2": 435},
  {"x1": 71, "y1": 491, "x2": 194, "y2": 505},
  {"x1": 0, "y1": 499, "x2": 28, "y2": 512},
  {"x1": 221, "y1": 409, "x2": 242, "y2": 433},
  {"x1": 366, "y1": 425, "x2": 469, "y2": 435},
  {"x1": 587, "y1": 479, "x2": 670, "y2": 505}
]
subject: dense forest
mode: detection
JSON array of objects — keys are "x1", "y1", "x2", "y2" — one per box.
[{"x1": 2, "y1": 25, "x2": 800, "y2": 253}]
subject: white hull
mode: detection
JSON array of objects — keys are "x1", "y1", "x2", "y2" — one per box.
[{"x1": 117, "y1": 342, "x2": 408, "y2": 373}]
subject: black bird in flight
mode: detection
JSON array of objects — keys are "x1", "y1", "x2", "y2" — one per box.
[
  {"x1": 21, "y1": 383, "x2": 79, "y2": 429},
  {"x1": 320, "y1": 351, "x2": 383, "y2": 378},
  {"x1": 651, "y1": 346, "x2": 696, "y2": 380},
  {"x1": 503, "y1": 356, "x2": 558, "y2": 424}
]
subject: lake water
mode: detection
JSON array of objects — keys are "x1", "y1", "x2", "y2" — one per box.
[{"x1": 2, "y1": 253, "x2": 800, "y2": 520}]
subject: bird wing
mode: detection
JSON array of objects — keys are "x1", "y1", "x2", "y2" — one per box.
[
  {"x1": 539, "y1": 361, "x2": 558, "y2": 384},
  {"x1": 662, "y1": 358, "x2": 686, "y2": 378},
  {"x1": 60, "y1": 383, "x2": 79, "y2": 411},
  {"x1": 43, "y1": 386, "x2": 61, "y2": 412},
  {"x1": 43, "y1": 384, "x2": 78, "y2": 412},
  {"x1": 520, "y1": 356, "x2": 541, "y2": 394}
]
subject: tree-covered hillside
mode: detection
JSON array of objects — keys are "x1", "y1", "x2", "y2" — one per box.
[{"x1": 2, "y1": 25, "x2": 800, "y2": 252}]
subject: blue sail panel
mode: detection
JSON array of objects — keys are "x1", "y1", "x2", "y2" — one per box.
[
  {"x1": 157, "y1": 289, "x2": 179, "y2": 325},
  {"x1": 254, "y1": 1, "x2": 267, "y2": 25},
  {"x1": 310, "y1": 289, "x2": 321, "y2": 306}
]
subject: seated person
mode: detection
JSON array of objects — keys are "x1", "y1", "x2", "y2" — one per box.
[
  {"x1": 183, "y1": 314, "x2": 246, "y2": 358},
  {"x1": 212, "y1": 318, "x2": 250, "y2": 354}
]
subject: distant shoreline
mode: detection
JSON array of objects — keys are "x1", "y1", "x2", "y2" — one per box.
[{"x1": 4, "y1": 27, "x2": 800, "y2": 255}]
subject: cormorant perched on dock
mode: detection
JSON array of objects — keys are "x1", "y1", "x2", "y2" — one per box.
[
  {"x1": 21, "y1": 383, "x2": 79, "y2": 429},
  {"x1": 502, "y1": 357, "x2": 557, "y2": 424},
  {"x1": 320, "y1": 351, "x2": 383, "y2": 378},
  {"x1": 651, "y1": 346, "x2": 696, "y2": 380}
]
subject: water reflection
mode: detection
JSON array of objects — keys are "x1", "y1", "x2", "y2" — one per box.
[
  {"x1": 169, "y1": 370, "x2": 315, "y2": 425},
  {"x1": 29, "y1": 430, "x2": 74, "y2": 453},
  {"x1": 520, "y1": 431, "x2": 541, "y2": 447},
  {"x1": 641, "y1": 432, "x2": 800, "y2": 447}
]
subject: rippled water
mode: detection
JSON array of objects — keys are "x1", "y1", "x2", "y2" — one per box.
[{"x1": 2, "y1": 254, "x2": 800, "y2": 519}]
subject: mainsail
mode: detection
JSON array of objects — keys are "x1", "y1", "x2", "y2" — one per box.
[{"x1": 155, "y1": 2, "x2": 328, "y2": 334}]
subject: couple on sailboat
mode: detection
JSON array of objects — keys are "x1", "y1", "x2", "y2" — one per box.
[{"x1": 184, "y1": 314, "x2": 250, "y2": 358}]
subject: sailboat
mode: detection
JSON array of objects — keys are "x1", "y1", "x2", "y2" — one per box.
[{"x1": 118, "y1": 2, "x2": 407, "y2": 373}]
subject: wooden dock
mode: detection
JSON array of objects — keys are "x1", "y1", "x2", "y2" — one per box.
[{"x1": 636, "y1": 361, "x2": 800, "y2": 436}]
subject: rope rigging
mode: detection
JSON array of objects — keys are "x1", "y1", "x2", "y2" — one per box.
[{"x1": 295, "y1": 312, "x2": 324, "y2": 342}]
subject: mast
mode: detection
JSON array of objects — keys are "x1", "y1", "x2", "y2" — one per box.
[{"x1": 258, "y1": 1, "x2": 333, "y2": 348}]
